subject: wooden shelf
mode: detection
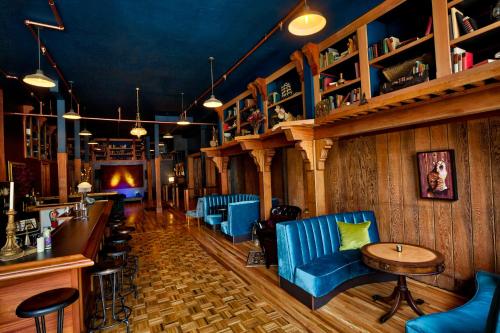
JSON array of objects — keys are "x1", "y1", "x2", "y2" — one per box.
[
  {"x1": 321, "y1": 78, "x2": 361, "y2": 97},
  {"x1": 450, "y1": 21, "x2": 500, "y2": 47},
  {"x1": 447, "y1": 0, "x2": 462, "y2": 9},
  {"x1": 240, "y1": 121, "x2": 252, "y2": 128},
  {"x1": 239, "y1": 105, "x2": 256, "y2": 114},
  {"x1": 268, "y1": 92, "x2": 303, "y2": 109},
  {"x1": 369, "y1": 34, "x2": 434, "y2": 66},
  {"x1": 320, "y1": 51, "x2": 359, "y2": 73}
]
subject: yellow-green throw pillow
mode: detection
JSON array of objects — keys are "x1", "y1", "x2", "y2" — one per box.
[{"x1": 336, "y1": 221, "x2": 371, "y2": 251}]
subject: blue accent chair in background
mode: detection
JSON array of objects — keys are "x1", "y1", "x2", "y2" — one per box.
[
  {"x1": 220, "y1": 200, "x2": 260, "y2": 243},
  {"x1": 276, "y1": 210, "x2": 395, "y2": 309},
  {"x1": 185, "y1": 197, "x2": 204, "y2": 227},
  {"x1": 202, "y1": 194, "x2": 259, "y2": 229},
  {"x1": 406, "y1": 271, "x2": 499, "y2": 333}
]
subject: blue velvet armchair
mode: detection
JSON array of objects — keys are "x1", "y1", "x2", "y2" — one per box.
[
  {"x1": 406, "y1": 271, "x2": 499, "y2": 333},
  {"x1": 220, "y1": 200, "x2": 260, "y2": 243}
]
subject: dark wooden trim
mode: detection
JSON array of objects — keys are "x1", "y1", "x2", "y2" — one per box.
[
  {"x1": 279, "y1": 272, "x2": 397, "y2": 310},
  {"x1": 223, "y1": 233, "x2": 252, "y2": 244},
  {"x1": 0, "y1": 89, "x2": 5, "y2": 181}
]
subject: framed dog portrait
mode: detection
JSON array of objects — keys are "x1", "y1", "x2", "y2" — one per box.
[{"x1": 417, "y1": 150, "x2": 458, "y2": 200}]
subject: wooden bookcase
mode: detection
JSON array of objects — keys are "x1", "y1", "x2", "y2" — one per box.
[
  {"x1": 216, "y1": 90, "x2": 256, "y2": 143},
  {"x1": 264, "y1": 62, "x2": 305, "y2": 130},
  {"x1": 90, "y1": 138, "x2": 144, "y2": 161}
]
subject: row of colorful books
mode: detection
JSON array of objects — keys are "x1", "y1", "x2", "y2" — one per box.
[
  {"x1": 451, "y1": 47, "x2": 473, "y2": 73},
  {"x1": 449, "y1": 7, "x2": 478, "y2": 40},
  {"x1": 319, "y1": 35, "x2": 358, "y2": 69},
  {"x1": 323, "y1": 87, "x2": 361, "y2": 110},
  {"x1": 319, "y1": 62, "x2": 360, "y2": 92}
]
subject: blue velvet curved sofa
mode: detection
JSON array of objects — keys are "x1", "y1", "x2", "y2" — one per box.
[
  {"x1": 202, "y1": 194, "x2": 259, "y2": 228},
  {"x1": 220, "y1": 200, "x2": 260, "y2": 243},
  {"x1": 276, "y1": 210, "x2": 395, "y2": 309},
  {"x1": 406, "y1": 271, "x2": 499, "y2": 333}
]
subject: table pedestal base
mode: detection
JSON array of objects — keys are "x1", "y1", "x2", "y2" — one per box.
[{"x1": 373, "y1": 275, "x2": 424, "y2": 323}]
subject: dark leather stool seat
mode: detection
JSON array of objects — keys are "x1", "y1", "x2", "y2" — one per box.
[
  {"x1": 16, "y1": 288, "x2": 79, "y2": 333},
  {"x1": 113, "y1": 226, "x2": 135, "y2": 235},
  {"x1": 107, "y1": 220, "x2": 124, "y2": 229},
  {"x1": 106, "y1": 234, "x2": 132, "y2": 245}
]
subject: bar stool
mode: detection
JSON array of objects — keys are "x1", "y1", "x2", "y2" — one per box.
[
  {"x1": 102, "y1": 245, "x2": 138, "y2": 298},
  {"x1": 113, "y1": 226, "x2": 135, "y2": 235},
  {"x1": 16, "y1": 288, "x2": 79, "y2": 333},
  {"x1": 106, "y1": 234, "x2": 132, "y2": 246},
  {"x1": 88, "y1": 262, "x2": 130, "y2": 333}
]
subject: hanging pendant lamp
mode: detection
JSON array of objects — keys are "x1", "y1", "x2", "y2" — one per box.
[
  {"x1": 288, "y1": 0, "x2": 327, "y2": 36},
  {"x1": 163, "y1": 132, "x2": 174, "y2": 139},
  {"x1": 23, "y1": 27, "x2": 56, "y2": 88},
  {"x1": 79, "y1": 110, "x2": 92, "y2": 136},
  {"x1": 177, "y1": 92, "x2": 191, "y2": 125},
  {"x1": 203, "y1": 57, "x2": 222, "y2": 108},
  {"x1": 88, "y1": 140, "x2": 98, "y2": 145},
  {"x1": 130, "y1": 87, "x2": 147, "y2": 138},
  {"x1": 63, "y1": 82, "x2": 81, "y2": 120}
]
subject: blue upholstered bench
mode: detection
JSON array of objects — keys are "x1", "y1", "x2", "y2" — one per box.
[
  {"x1": 276, "y1": 210, "x2": 395, "y2": 309},
  {"x1": 202, "y1": 194, "x2": 259, "y2": 228},
  {"x1": 220, "y1": 200, "x2": 260, "y2": 243},
  {"x1": 406, "y1": 271, "x2": 499, "y2": 333}
]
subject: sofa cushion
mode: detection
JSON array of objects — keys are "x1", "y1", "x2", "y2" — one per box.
[
  {"x1": 337, "y1": 221, "x2": 371, "y2": 251},
  {"x1": 205, "y1": 214, "x2": 222, "y2": 226},
  {"x1": 294, "y1": 250, "x2": 373, "y2": 298}
]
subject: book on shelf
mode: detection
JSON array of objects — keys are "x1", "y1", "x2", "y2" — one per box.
[
  {"x1": 425, "y1": 16, "x2": 433, "y2": 36},
  {"x1": 451, "y1": 47, "x2": 473, "y2": 73},
  {"x1": 319, "y1": 34, "x2": 357, "y2": 69},
  {"x1": 354, "y1": 62, "x2": 360, "y2": 78},
  {"x1": 323, "y1": 87, "x2": 361, "y2": 110},
  {"x1": 368, "y1": 36, "x2": 401, "y2": 60},
  {"x1": 449, "y1": 7, "x2": 478, "y2": 39}
]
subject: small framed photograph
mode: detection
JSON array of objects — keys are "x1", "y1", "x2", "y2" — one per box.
[{"x1": 416, "y1": 150, "x2": 458, "y2": 200}]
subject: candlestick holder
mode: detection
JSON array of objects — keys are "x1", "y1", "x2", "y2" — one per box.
[{"x1": 0, "y1": 209, "x2": 24, "y2": 260}]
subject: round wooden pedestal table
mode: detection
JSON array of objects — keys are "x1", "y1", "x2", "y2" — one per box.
[{"x1": 361, "y1": 242, "x2": 445, "y2": 323}]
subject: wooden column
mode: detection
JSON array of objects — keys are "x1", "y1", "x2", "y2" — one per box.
[
  {"x1": 250, "y1": 149, "x2": 275, "y2": 220},
  {"x1": 295, "y1": 139, "x2": 333, "y2": 217},
  {"x1": 145, "y1": 136, "x2": 153, "y2": 207},
  {"x1": 154, "y1": 124, "x2": 162, "y2": 213},
  {"x1": 0, "y1": 89, "x2": 6, "y2": 181},
  {"x1": 56, "y1": 99, "x2": 68, "y2": 203},
  {"x1": 432, "y1": 0, "x2": 452, "y2": 78},
  {"x1": 82, "y1": 136, "x2": 90, "y2": 171},
  {"x1": 314, "y1": 139, "x2": 334, "y2": 215},
  {"x1": 357, "y1": 25, "x2": 372, "y2": 99},
  {"x1": 212, "y1": 156, "x2": 229, "y2": 195},
  {"x1": 73, "y1": 120, "x2": 81, "y2": 186}
]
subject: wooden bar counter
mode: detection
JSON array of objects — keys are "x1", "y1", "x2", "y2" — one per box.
[{"x1": 0, "y1": 200, "x2": 112, "y2": 333}]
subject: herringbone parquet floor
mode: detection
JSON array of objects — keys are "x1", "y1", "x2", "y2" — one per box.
[
  {"x1": 109, "y1": 208, "x2": 302, "y2": 333},
  {"x1": 106, "y1": 203, "x2": 464, "y2": 333}
]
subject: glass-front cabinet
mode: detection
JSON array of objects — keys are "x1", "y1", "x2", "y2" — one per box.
[{"x1": 24, "y1": 115, "x2": 55, "y2": 160}]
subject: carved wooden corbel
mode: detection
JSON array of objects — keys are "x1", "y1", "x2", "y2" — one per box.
[
  {"x1": 290, "y1": 50, "x2": 304, "y2": 81},
  {"x1": 247, "y1": 77, "x2": 267, "y2": 102},
  {"x1": 302, "y1": 43, "x2": 320, "y2": 76},
  {"x1": 295, "y1": 141, "x2": 314, "y2": 171},
  {"x1": 211, "y1": 156, "x2": 229, "y2": 174},
  {"x1": 250, "y1": 149, "x2": 275, "y2": 172},
  {"x1": 315, "y1": 138, "x2": 334, "y2": 170}
]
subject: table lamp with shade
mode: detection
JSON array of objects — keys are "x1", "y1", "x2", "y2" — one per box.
[{"x1": 77, "y1": 181, "x2": 93, "y2": 219}]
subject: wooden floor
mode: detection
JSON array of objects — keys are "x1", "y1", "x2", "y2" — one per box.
[{"x1": 110, "y1": 203, "x2": 465, "y2": 333}]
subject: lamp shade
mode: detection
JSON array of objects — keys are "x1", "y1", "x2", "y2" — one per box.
[
  {"x1": 88, "y1": 140, "x2": 98, "y2": 145},
  {"x1": 63, "y1": 109, "x2": 81, "y2": 120},
  {"x1": 23, "y1": 69, "x2": 56, "y2": 88},
  {"x1": 203, "y1": 94, "x2": 223, "y2": 108},
  {"x1": 77, "y1": 181, "x2": 92, "y2": 193},
  {"x1": 130, "y1": 126, "x2": 147, "y2": 138},
  {"x1": 288, "y1": 6, "x2": 326, "y2": 36},
  {"x1": 79, "y1": 128, "x2": 92, "y2": 136},
  {"x1": 163, "y1": 133, "x2": 173, "y2": 139}
]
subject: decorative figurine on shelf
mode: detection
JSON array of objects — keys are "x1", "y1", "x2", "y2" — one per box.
[
  {"x1": 274, "y1": 106, "x2": 294, "y2": 122},
  {"x1": 210, "y1": 126, "x2": 218, "y2": 147},
  {"x1": 347, "y1": 35, "x2": 358, "y2": 53},
  {"x1": 280, "y1": 82, "x2": 293, "y2": 99},
  {"x1": 338, "y1": 73, "x2": 346, "y2": 85},
  {"x1": 247, "y1": 109, "x2": 264, "y2": 135}
]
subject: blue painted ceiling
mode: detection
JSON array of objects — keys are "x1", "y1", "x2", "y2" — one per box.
[{"x1": 0, "y1": 0, "x2": 382, "y2": 136}]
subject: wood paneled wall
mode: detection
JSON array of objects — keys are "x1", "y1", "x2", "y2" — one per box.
[
  {"x1": 229, "y1": 154, "x2": 259, "y2": 195},
  {"x1": 285, "y1": 148, "x2": 306, "y2": 210},
  {"x1": 324, "y1": 116, "x2": 500, "y2": 293}
]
